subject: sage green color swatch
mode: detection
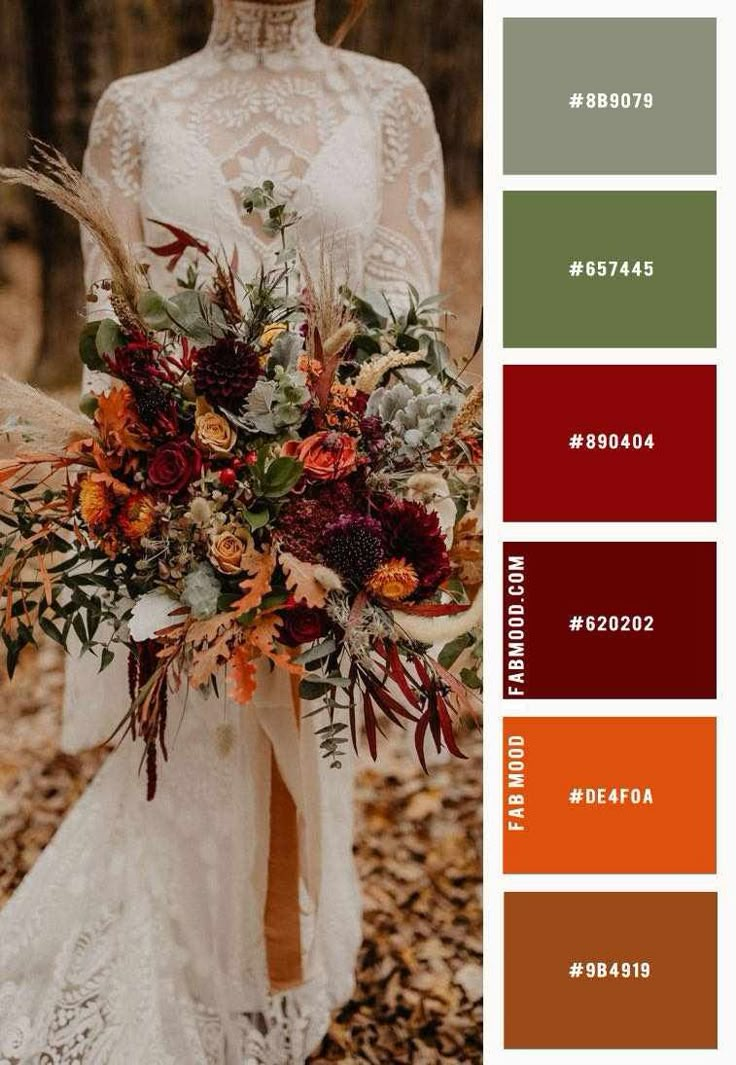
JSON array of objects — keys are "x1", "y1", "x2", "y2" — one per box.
[
  {"x1": 504, "y1": 19, "x2": 716, "y2": 175},
  {"x1": 503, "y1": 192, "x2": 716, "y2": 348}
]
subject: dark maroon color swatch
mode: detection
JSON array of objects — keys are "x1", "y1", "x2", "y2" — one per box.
[
  {"x1": 503, "y1": 542, "x2": 716, "y2": 699},
  {"x1": 503, "y1": 365, "x2": 716, "y2": 522}
]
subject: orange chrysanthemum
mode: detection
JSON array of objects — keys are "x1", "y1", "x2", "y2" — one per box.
[
  {"x1": 366, "y1": 558, "x2": 419, "y2": 602},
  {"x1": 118, "y1": 492, "x2": 156, "y2": 540},
  {"x1": 78, "y1": 477, "x2": 114, "y2": 530}
]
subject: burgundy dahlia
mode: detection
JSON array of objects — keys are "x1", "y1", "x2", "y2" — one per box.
[
  {"x1": 193, "y1": 338, "x2": 261, "y2": 413},
  {"x1": 321, "y1": 514, "x2": 385, "y2": 586},
  {"x1": 375, "y1": 498, "x2": 451, "y2": 597}
]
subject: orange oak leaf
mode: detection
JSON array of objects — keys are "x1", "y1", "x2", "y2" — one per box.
[
  {"x1": 229, "y1": 645, "x2": 258, "y2": 705},
  {"x1": 279, "y1": 550, "x2": 328, "y2": 609},
  {"x1": 248, "y1": 615, "x2": 304, "y2": 676},
  {"x1": 188, "y1": 626, "x2": 239, "y2": 690},
  {"x1": 185, "y1": 612, "x2": 238, "y2": 649},
  {"x1": 233, "y1": 550, "x2": 276, "y2": 613}
]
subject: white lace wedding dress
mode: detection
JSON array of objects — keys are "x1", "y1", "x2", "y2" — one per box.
[{"x1": 0, "y1": 3, "x2": 444, "y2": 1062}]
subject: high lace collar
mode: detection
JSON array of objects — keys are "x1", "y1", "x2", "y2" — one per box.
[{"x1": 207, "y1": 0, "x2": 319, "y2": 56}]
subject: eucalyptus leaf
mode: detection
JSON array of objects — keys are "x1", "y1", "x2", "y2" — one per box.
[
  {"x1": 167, "y1": 290, "x2": 221, "y2": 342},
  {"x1": 39, "y1": 617, "x2": 67, "y2": 647},
  {"x1": 79, "y1": 393, "x2": 99, "y2": 419},
  {"x1": 299, "y1": 679, "x2": 330, "y2": 701},
  {"x1": 95, "y1": 318, "x2": 125, "y2": 356},
  {"x1": 99, "y1": 648, "x2": 115, "y2": 672},
  {"x1": 438, "y1": 632, "x2": 474, "y2": 669},
  {"x1": 460, "y1": 667, "x2": 482, "y2": 690},
  {"x1": 79, "y1": 321, "x2": 106, "y2": 372},
  {"x1": 295, "y1": 639, "x2": 338, "y2": 666},
  {"x1": 137, "y1": 290, "x2": 171, "y2": 331}
]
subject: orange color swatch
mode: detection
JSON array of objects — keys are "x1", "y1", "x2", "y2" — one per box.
[{"x1": 503, "y1": 717, "x2": 715, "y2": 873}]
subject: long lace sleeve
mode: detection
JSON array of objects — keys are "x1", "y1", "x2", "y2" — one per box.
[
  {"x1": 82, "y1": 78, "x2": 146, "y2": 323},
  {"x1": 363, "y1": 68, "x2": 445, "y2": 302}
]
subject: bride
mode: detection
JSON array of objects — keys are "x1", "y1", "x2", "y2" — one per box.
[{"x1": 0, "y1": 1, "x2": 444, "y2": 1061}]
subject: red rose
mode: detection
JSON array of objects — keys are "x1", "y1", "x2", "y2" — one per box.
[
  {"x1": 147, "y1": 438, "x2": 203, "y2": 496},
  {"x1": 278, "y1": 606, "x2": 328, "y2": 647}
]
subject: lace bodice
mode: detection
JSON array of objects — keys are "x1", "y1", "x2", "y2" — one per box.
[{"x1": 82, "y1": 0, "x2": 445, "y2": 313}]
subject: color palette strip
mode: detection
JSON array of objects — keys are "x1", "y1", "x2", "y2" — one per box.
[
  {"x1": 504, "y1": 18, "x2": 717, "y2": 175},
  {"x1": 503, "y1": 541, "x2": 716, "y2": 698},
  {"x1": 503, "y1": 717, "x2": 716, "y2": 873},
  {"x1": 503, "y1": 191, "x2": 716, "y2": 347},
  {"x1": 504, "y1": 892, "x2": 717, "y2": 1048},
  {"x1": 503, "y1": 365, "x2": 716, "y2": 521}
]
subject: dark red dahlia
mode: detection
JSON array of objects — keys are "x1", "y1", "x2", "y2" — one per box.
[
  {"x1": 193, "y1": 338, "x2": 261, "y2": 413},
  {"x1": 375, "y1": 498, "x2": 451, "y2": 597},
  {"x1": 321, "y1": 514, "x2": 385, "y2": 587}
]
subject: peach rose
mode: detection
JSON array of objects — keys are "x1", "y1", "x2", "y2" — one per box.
[
  {"x1": 209, "y1": 527, "x2": 252, "y2": 575},
  {"x1": 282, "y1": 431, "x2": 358, "y2": 481},
  {"x1": 194, "y1": 411, "x2": 236, "y2": 456}
]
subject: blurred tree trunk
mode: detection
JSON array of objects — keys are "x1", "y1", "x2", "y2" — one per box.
[
  {"x1": 319, "y1": 0, "x2": 483, "y2": 202},
  {"x1": 24, "y1": 0, "x2": 101, "y2": 387},
  {"x1": 1, "y1": 0, "x2": 480, "y2": 387}
]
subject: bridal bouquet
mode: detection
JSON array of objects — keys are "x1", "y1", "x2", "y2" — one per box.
[{"x1": 0, "y1": 154, "x2": 482, "y2": 797}]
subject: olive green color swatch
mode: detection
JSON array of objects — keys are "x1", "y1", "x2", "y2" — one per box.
[
  {"x1": 504, "y1": 19, "x2": 716, "y2": 175},
  {"x1": 503, "y1": 192, "x2": 716, "y2": 348}
]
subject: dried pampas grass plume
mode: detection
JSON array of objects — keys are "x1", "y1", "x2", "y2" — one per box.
[
  {"x1": 298, "y1": 241, "x2": 353, "y2": 351},
  {"x1": 0, "y1": 143, "x2": 144, "y2": 331},
  {"x1": 0, "y1": 374, "x2": 95, "y2": 448}
]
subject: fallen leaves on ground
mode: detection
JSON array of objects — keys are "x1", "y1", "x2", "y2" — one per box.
[
  {"x1": 308, "y1": 735, "x2": 482, "y2": 1062},
  {"x1": 0, "y1": 642, "x2": 482, "y2": 1061}
]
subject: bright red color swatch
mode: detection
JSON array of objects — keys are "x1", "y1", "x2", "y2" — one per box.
[{"x1": 503, "y1": 365, "x2": 716, "y2": 521}]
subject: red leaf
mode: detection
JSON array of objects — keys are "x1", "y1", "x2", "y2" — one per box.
[
  {"x1": 147, "y1": 219, "x2": 210, "y2": 270},
  {"x1": 436, "y1": 694, "x2": 467, "y2": 760},
  {"x1": 366, "y1": 677, "x2": 417, "y2": 724},
  {"x1": 363, "y1": 690, "x2": 378, "y2": 761},
  {"x1": 396, "y1": 600, "x2": 472, "y2": 618},
  {"x1": 348, "y1": 668, "x2": 359, "y2": 755},
  {"x1": 427, "y1": 685, "x2": 442, "y2": 754},
  {"x1": 414, "y1": 709, "x2": 432, "y2": 774},
  {"x1": 384, "y1": 642, "x2": 421, "y2": 709},
  {"x1": 412, "y1": 655, "x2": 433, "y2": 691}
]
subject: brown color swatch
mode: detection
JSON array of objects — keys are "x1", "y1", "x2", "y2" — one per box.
[{"x1": 505, "y1": 892, "x2": 717, "y2": 1048}]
